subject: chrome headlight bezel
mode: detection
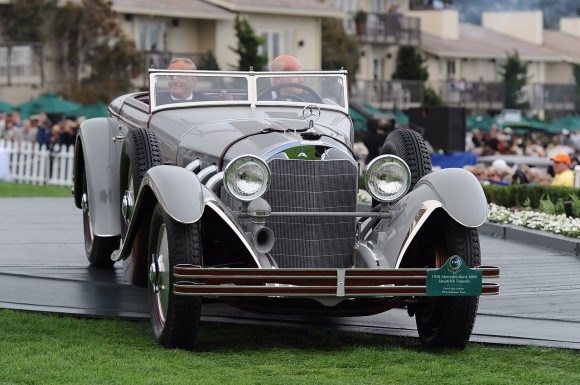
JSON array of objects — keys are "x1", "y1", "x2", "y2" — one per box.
[
  {"x1": 364, "y1": 155, "x2": 412, "y2": 203},
  {"x1": 224, "y1": 155, "x2": 271, "y2": 202}
]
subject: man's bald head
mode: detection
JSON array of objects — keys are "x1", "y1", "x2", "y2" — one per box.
[{"x1": 271, "y1": 55, "x2": 303, "y2": 71}]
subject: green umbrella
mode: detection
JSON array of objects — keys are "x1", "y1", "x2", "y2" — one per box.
[
  {"x1": 69, "y1": 102, "x2": 109, "y2": 119},
  {"x1": 17, "y1": 93, "x2": 81, "y2": 119},
  {"x1": 502, "y1": 116, "x2": 552, "y2": 134},
  {"x1": 0, "y1": 100, "x2": 14, "y2": 113},
  {"x1": 466, "y1": 115, "x2": 496, "y2": 132},
  {"x1": 549, "y1": 115, "x2": 580, "y2": 133}
]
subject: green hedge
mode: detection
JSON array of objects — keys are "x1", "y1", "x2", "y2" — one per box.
[
  {"x1": 358, "y1": 174, "x2": 579, "y2": 210},
  {"x1": 483, "y1": 184, "x2": 579, "y2": 208}
]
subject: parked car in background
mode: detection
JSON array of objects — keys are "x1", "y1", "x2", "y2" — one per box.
[{"x1": 73, "y1": 69, "x2": 499, "y2": 350}]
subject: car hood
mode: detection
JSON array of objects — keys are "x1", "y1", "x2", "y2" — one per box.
[{"x1": 177, "y1": 115, "x2": 352, "y2": 161}]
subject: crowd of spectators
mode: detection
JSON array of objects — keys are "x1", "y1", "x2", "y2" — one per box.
[
  {"x1": 0, "y1": 111, "x2": 81, "y2": 150},
  {"x1": 465, "y1": 123, "x2": 580, "y2": 187}
]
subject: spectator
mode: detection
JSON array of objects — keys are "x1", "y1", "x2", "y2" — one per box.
[
  {"x1": 491, "y1": 158, "x2": 512, "y2": 180},
  {"x1": 469, "y1": 163, "x2": 487, "y2": 181},
  {"x1": 484, "y1": 166, "x2": 508, "y2": 185},
  {"x1": 36, "y1": 119, "x2": 51, "y2": 148},
  {"x1": 550, "y1": 152, "x2": 574, "y2": 187},
  {"x1": 0, "y1": 112, "x2": 6, "y2": 137},
  {"x1": 58, "y1": 120, "x2": 76, "y2": 148},
  {"x1": 2, "y1": 120, "x2": 14, "y2": 141}
]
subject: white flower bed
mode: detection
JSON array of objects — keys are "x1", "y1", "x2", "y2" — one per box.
[
  {"x1": 488, "y1": 203, "x2": 580, "y2": 238},
  {"x1": 357, "y1": 192, "x2": 580, "y2": 238}
]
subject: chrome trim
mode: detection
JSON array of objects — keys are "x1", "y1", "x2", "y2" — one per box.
[
  {"x1": 185, "y1": 159, "x2": 202, "y2": 173},
  {"x1": 395, "y1": 200, "x2": 442, "y2": 268},
  {"x1": 197, "y1": 165, "x2": 218, "y2": 184},
  {"x1": 205, "y1": 172, "x2": 224, "y2": 193}
]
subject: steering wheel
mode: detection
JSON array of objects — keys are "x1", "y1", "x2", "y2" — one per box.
[{"x1": 258, "y1": 82, "x2": 323, "y2": 104}]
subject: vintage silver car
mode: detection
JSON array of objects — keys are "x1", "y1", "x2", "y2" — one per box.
[{"x1": 73, "y1": 69, "x2": 499, "y2": 350}]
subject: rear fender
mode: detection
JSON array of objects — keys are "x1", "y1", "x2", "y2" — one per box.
[
  {"x1": 75, "y1": 118, "x2": 120, "y2": 237},
  {"x1": 367, "y1": 168, "x2": 487, "y2": 268}
]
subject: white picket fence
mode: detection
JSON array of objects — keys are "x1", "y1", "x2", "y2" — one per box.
[{"x1": 0, "y1": 140, "x2": 74, "y2": 186}]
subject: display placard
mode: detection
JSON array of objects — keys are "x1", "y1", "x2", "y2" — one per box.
[{"x1": 426, "y1": 256, "x2": 482, "y2": 296}]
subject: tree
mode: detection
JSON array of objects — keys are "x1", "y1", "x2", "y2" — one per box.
[
  {"x1": 198, "y1": 50, "x2": 220, "y2": 71},
  {"x1": 51, "y1": 0, "x2": 142, "y2": 103},
  {"x1": 230, "y1": 14, "x2": 268, "y2": 71},
  {"x1": 391, "y1": 46, "x2": 437, "y2": 106},
  {"x1": 499, "y1": 50, "x2": 530, "y2": 109},
  {"x1": 321, "y1": 18, "x2": 360, "y2": 87},
  {"x1": 0, "y1": 0, "x2": 57, "y2": 42},
  {"x1": 392, "y1": 46, "x2": 428, "y2": 81},
  {"x1": 573, "y1": 63, "x2": 580, "y2": 112}
]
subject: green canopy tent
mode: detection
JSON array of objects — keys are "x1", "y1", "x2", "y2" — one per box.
[
  {"x1": 69, "y1": 102, "x2": 109, "y2": 119},
  {"x1": 502, "y1": 116, "x2": 553, "y2": 135},
  {"x1": 349, "y1": 106, "x2": 368, "y2": 133},
  {"x1": 363, "y1": 104, "x2": 409, "y2": 125},
  {"x1": 0, "y1": 100, "x2": 14, "y2": 114},
  {"x1": 17, "y1": 93, "x2": 81, "y2": 119},
  {"x1": 466, "y1": 115, "x2": 496, "y2": 132},
  {"x1": 549, "y1": 115, "x2": 580, "y2": 134}
]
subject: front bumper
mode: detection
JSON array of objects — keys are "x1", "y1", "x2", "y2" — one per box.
[{"x1": 173, "y1": 263, "x2": 500, "y2": 298}]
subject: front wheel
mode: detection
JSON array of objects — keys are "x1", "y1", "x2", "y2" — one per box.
[
  {"x1": 148, "y1": 203, "x2": 202, "y2": 349},
  {"x1": 414, "y1": 220, "x2": 481, "y2": 350}
]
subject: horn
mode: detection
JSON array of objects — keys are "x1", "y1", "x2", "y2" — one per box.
[{"x1": 253, "y1": 226, "x2": 275, "y2": 254}]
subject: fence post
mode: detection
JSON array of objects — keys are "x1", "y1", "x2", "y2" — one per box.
[{"x1": 0, "y1": 140, "x2": 12, "y2": 182}]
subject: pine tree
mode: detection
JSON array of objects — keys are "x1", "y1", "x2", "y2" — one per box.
[
  {"x1": 230, "y1": 14, "x2": 268, "y2": 71},
  {"x1": 499, "y1": 50, "x2": 530, "y2": 109},
  {"x1": 392, "y1": 46, "x2": 428, "y2": 81}
]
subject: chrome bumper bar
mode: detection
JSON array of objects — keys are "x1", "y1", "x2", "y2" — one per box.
[{"x1": 173, "y1": 264, "x2": 500, "y2": 298}]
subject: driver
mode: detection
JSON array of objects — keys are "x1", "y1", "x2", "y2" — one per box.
[{"x1": 266, "y1": 55, "x2": 317, "y2": 102}]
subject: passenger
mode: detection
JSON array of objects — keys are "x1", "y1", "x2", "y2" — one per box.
[{"x1": 157, "y1": 58, "x2": 212, "y2": 104}]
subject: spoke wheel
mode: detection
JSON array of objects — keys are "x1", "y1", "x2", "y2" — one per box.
[
  {"x1": 120, "y1": 128, "x2": 162, "y2": 242},
  {"x1": 414, "y1": 220, "x2": 481, "y2": 350},
  {"x1": 148, "y1": 203, "x2": 202, "y2": 350},
  {"x1": 82, "y1": 168, "x2": 119, "y2": 268}
]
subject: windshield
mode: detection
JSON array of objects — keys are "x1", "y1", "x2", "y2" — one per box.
[{"x1": 149, "y1": 70, "x2": 348, "y2": 111}]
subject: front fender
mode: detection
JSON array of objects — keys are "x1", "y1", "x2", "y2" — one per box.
[
  {"x1": 77, "y1": 118, "x2": 120, "y2": 237},
  {"x1": 367, "y1": 168, "x2": 487, "y2": 268},
  {"x1": 119, "y1": 165, "x2": 205, "y2": 260}
]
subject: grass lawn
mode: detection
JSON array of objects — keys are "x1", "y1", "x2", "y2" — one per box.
[
  {"x1": 1, "y1": 183, "x2": 579, "y2": 384},
  {"x1": 0, "y1": 181, "x2": 71, "y2": 197},
  {"x1": 0, "y1": 309, "x2": 579, "y2": 385}
]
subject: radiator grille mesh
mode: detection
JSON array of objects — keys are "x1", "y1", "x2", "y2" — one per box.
[{"x1": 263, "y1": 159, "x2": 358, "y2": 268}]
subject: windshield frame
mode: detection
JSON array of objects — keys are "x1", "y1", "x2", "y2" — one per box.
[{"x1": 148, "y1": 69, "x2": 349, "y2": 113}]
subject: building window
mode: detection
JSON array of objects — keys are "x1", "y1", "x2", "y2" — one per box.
[
  {"x1": 447, "y1": 60, "x2": 456, "y2": 77},
  {"x1": 139, "y1": 22, "x2": 165, "y2": 51},
  {"x1": 260, "y1": 31, "x2": 293, "y2": 68},
  {"x1": 0, "y1": 46, "x2": 34, "y2": 79}
]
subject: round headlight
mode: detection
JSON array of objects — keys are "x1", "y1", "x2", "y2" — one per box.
[
  {"x1": 224, "y1": 155, "x2": 271, "y2": 202},
  {"x1": 365, "y1": 155, "x2": 411, "y2": 203}
]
